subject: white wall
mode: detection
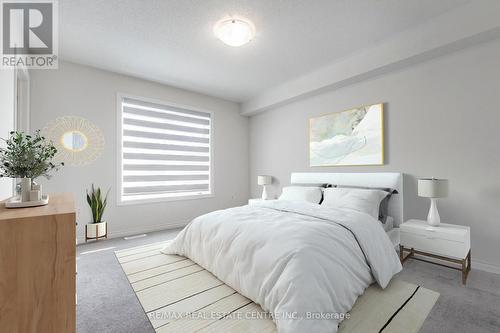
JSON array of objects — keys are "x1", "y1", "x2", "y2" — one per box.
[
  {"x1": 30, "y1": 61, "x2": 249, "y2": 242},
  {"x1": 249, "y1": 39, "x2": 500, "y2": 272},
  {"x1": 0, "y1": 69, "x2": 15, "y2": 200}
]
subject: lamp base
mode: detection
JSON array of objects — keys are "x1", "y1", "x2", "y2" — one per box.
[
  {"x1": 427, "y1": 198, "x2": 441, "y2": 226},
  {"x1": 261, "y1": 185, "x2": 269, "y2": 200}
]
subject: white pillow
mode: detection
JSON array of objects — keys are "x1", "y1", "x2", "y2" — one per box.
[
  {"x1": 278, "y1": 186, "x2": 323, "y2": 204},
  {"x1": 322, "y1": 187, "x2": 389, "y2": 219}
]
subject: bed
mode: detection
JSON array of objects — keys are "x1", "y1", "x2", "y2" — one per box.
[
  {"x1": 290, "y1": 172, "x2": 403, "y2": 249},
  {"x1": 162, "y1": 172, "x2": 404, "y2": 333}
]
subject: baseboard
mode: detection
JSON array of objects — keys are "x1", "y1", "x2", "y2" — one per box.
[
  {"x1": 472, "y1": 259, "x2": 500, "y2": 275},
  {"x1": 77, "y1": 220, "x2": 189, "y2": 244}
]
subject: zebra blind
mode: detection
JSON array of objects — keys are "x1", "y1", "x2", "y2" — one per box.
[{"x1": 119, "y1": 97, "x2": 211, "y2": 202}]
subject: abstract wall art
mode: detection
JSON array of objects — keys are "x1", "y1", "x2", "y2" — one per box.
[{"x1": 309, "y1": 103, "x2": 384, "y2": 166}]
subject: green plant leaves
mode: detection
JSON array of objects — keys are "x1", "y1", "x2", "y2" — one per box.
[
  {"x1": 0, "y1": 130, "x2": 64, "y2": 179},
  {"x1": 86, "y1": 184, "x2": 110, "y2": 223}
]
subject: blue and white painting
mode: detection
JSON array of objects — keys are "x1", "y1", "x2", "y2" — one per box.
[{"x1": 309, "y1": 103, "x2": 384, "y2": 166}]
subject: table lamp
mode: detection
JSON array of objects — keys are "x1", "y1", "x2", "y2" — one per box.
[{"x1": 418, "y1": 178, "x2": 449, "y2": 226}]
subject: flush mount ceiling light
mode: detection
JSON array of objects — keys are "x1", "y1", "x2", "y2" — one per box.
[{"x1": 214, "y1": 17, "x2": 255, "y2": 47}]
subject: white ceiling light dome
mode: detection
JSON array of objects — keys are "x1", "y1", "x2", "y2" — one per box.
[{"x1": 214, "y1": 17, "x2": 255, "y2": 47}]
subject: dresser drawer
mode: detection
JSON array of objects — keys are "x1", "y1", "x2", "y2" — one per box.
[{"x1": 400, "y1": 231, "x2": 469, "y2": 259}]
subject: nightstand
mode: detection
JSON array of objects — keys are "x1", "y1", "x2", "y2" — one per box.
[
  {"x1": 248, "y1": 198, "x2": 276, "y2": 205},
  {"x1": 248, "y1": 198, "x2": 263, "y2": 205},
  {"x1": 400, "y1": 219, "x2": 471, "y2": 284}
]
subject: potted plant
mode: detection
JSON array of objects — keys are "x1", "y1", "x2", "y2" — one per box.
[
  {"x1": 0, "y1": 130, "x2": 64, "y2": 202},
  {"x1": 85, "y1": 184, "x2": 110, "y2": 241}
]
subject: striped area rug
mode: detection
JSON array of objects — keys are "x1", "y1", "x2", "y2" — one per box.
[{"x1": 115, "y1": 241, "x2": 439, "y2": 333}]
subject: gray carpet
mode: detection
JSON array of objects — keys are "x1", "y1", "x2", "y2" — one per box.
[
  {"x1": 77, "y1": 229, "x2": 181, "y2": 333},
  {"x1": 398, "y1": 260, "x2": 500, "y2": 332},
  {"x1": 77, "y1": 229, "x2": 500, "y2": 333}
]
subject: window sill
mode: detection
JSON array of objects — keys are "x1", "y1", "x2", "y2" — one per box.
[{"x1": 117, "y1": 193, "x2": 214, "y2": 206}]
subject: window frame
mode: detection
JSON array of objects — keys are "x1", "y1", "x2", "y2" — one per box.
[{"x1": 116, "y1": 92, "x2": 214, "y2": 206}]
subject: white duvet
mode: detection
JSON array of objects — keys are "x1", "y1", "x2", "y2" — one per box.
[{"x1": 162, "y1": 200, "x2": 402, "y2": 333}]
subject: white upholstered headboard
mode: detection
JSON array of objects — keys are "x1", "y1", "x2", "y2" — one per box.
[{"x1": 290, "y1": 172, "x2": 404, "y2": 226}]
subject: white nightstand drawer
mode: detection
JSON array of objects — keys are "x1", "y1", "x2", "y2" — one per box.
[
  {"x1": 401, "y1": 231, "x2": 469, "y2": 259},
  {"x1": 402, "y1": 226, "x2": 467, "y2": 243},
  {"x1": 248, "y1": 198, "x2": 276, "y2": 205},
  {"x1": 248, "y1": 198, "x2": 263, "y2": 205},
  {"x1": 401, "y1": 220, "x2": 469, "y2": 243}
]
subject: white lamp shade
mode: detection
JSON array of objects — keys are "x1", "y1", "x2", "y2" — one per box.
[
  {"x1": 257, "y1": 175, "x2": 272, "y2": 186},
  {"x1": 418, "y1": 178, "x2": 449, "y2": 198}
]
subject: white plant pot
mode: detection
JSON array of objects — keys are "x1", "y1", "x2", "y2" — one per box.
[{"x1": 86, "y1": 221, "x2": 107, "y2": 240}]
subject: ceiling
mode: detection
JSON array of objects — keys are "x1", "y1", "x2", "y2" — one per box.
[{"x1": 60, "y1": 0, "x2": 469, "y2": 102}]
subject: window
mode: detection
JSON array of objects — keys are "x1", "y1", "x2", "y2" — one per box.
[{"x1": 117, "y1": 95, "x2": 212, "y2": 204}]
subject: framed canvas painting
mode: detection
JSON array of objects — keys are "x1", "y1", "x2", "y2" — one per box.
[{"x1": 309, "y1": 103, "x2": 384, "y2": 166}]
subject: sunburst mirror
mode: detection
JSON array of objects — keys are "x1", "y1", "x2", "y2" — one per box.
[{"x1": 43, "y1": 116, "x2": 105, "y2": 166}]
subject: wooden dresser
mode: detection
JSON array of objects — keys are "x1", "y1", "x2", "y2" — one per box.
[{"x1": 0, "y1": 193, "x2": 76, "y2": 333}]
